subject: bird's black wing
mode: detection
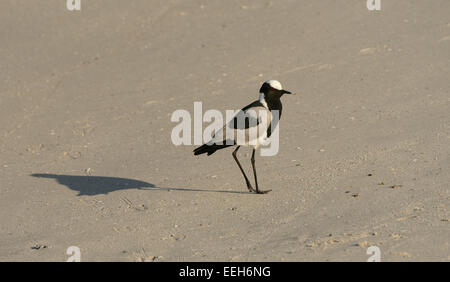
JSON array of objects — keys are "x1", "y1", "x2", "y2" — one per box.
[{"x1": 231, "y1": 100, "x2": 265, "y2": 129}]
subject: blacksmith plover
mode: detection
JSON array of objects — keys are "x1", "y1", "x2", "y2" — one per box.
[{"x1": 193, "y1": 80, "x2": 292, "y2": 194}]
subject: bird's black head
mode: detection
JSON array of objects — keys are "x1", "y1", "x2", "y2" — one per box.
[{"x1": 259, "y1": 80, "x2": 292, "y2": 99}]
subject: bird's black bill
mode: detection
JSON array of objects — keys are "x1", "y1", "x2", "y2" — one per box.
[{"x1": 282, "y1": 90, "x2": 292, "y2": 94}]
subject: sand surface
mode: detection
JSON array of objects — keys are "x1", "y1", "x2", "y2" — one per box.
[{"x1": 0, "y1": 0, "x2": 449, "y2": 261}]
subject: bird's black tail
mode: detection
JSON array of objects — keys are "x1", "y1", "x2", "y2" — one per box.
[{"x1": 193, "y1": 143, "x2": 232, "y2": 156}]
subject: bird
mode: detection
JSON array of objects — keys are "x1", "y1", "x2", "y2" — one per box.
[{"x1": 193, "y1": 80, "x2": 292, "y2": 194}]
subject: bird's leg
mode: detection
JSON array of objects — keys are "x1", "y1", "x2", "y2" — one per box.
[
  {"x1": 251, "y1": 148, "x2": 271, "y2": 194},
  {"x1": 232, "y1": 146, "x2": 255, "y2": 192}
]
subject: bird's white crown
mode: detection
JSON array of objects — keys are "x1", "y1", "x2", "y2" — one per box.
[{"x1": 266, "y1": 80, "x2": 283, "y2": 90}]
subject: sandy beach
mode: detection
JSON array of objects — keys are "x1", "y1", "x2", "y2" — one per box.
[{"x1": 0, "y1": 0, "x2": 449, "y2": 261}]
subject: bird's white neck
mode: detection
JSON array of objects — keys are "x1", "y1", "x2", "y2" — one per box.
[{"x1": 259, "y1": 93, "x2": 268, "y2": 108}]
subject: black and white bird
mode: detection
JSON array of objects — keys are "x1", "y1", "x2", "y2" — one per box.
[{"x1": 193, "y1": 80, "x2": 292, "y2": 194}]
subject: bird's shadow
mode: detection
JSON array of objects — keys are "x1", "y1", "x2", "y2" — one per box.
[{"x1": 31, "y1": 174, "x2": 251, "y2": 196}]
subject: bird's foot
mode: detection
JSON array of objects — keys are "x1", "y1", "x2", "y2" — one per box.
[
  {"x1": 246, "y1": 182, "x2": 256, "y2": 193},
  {"x1": 255, "y1": 189, "x2": 271, "y2": 194}
]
